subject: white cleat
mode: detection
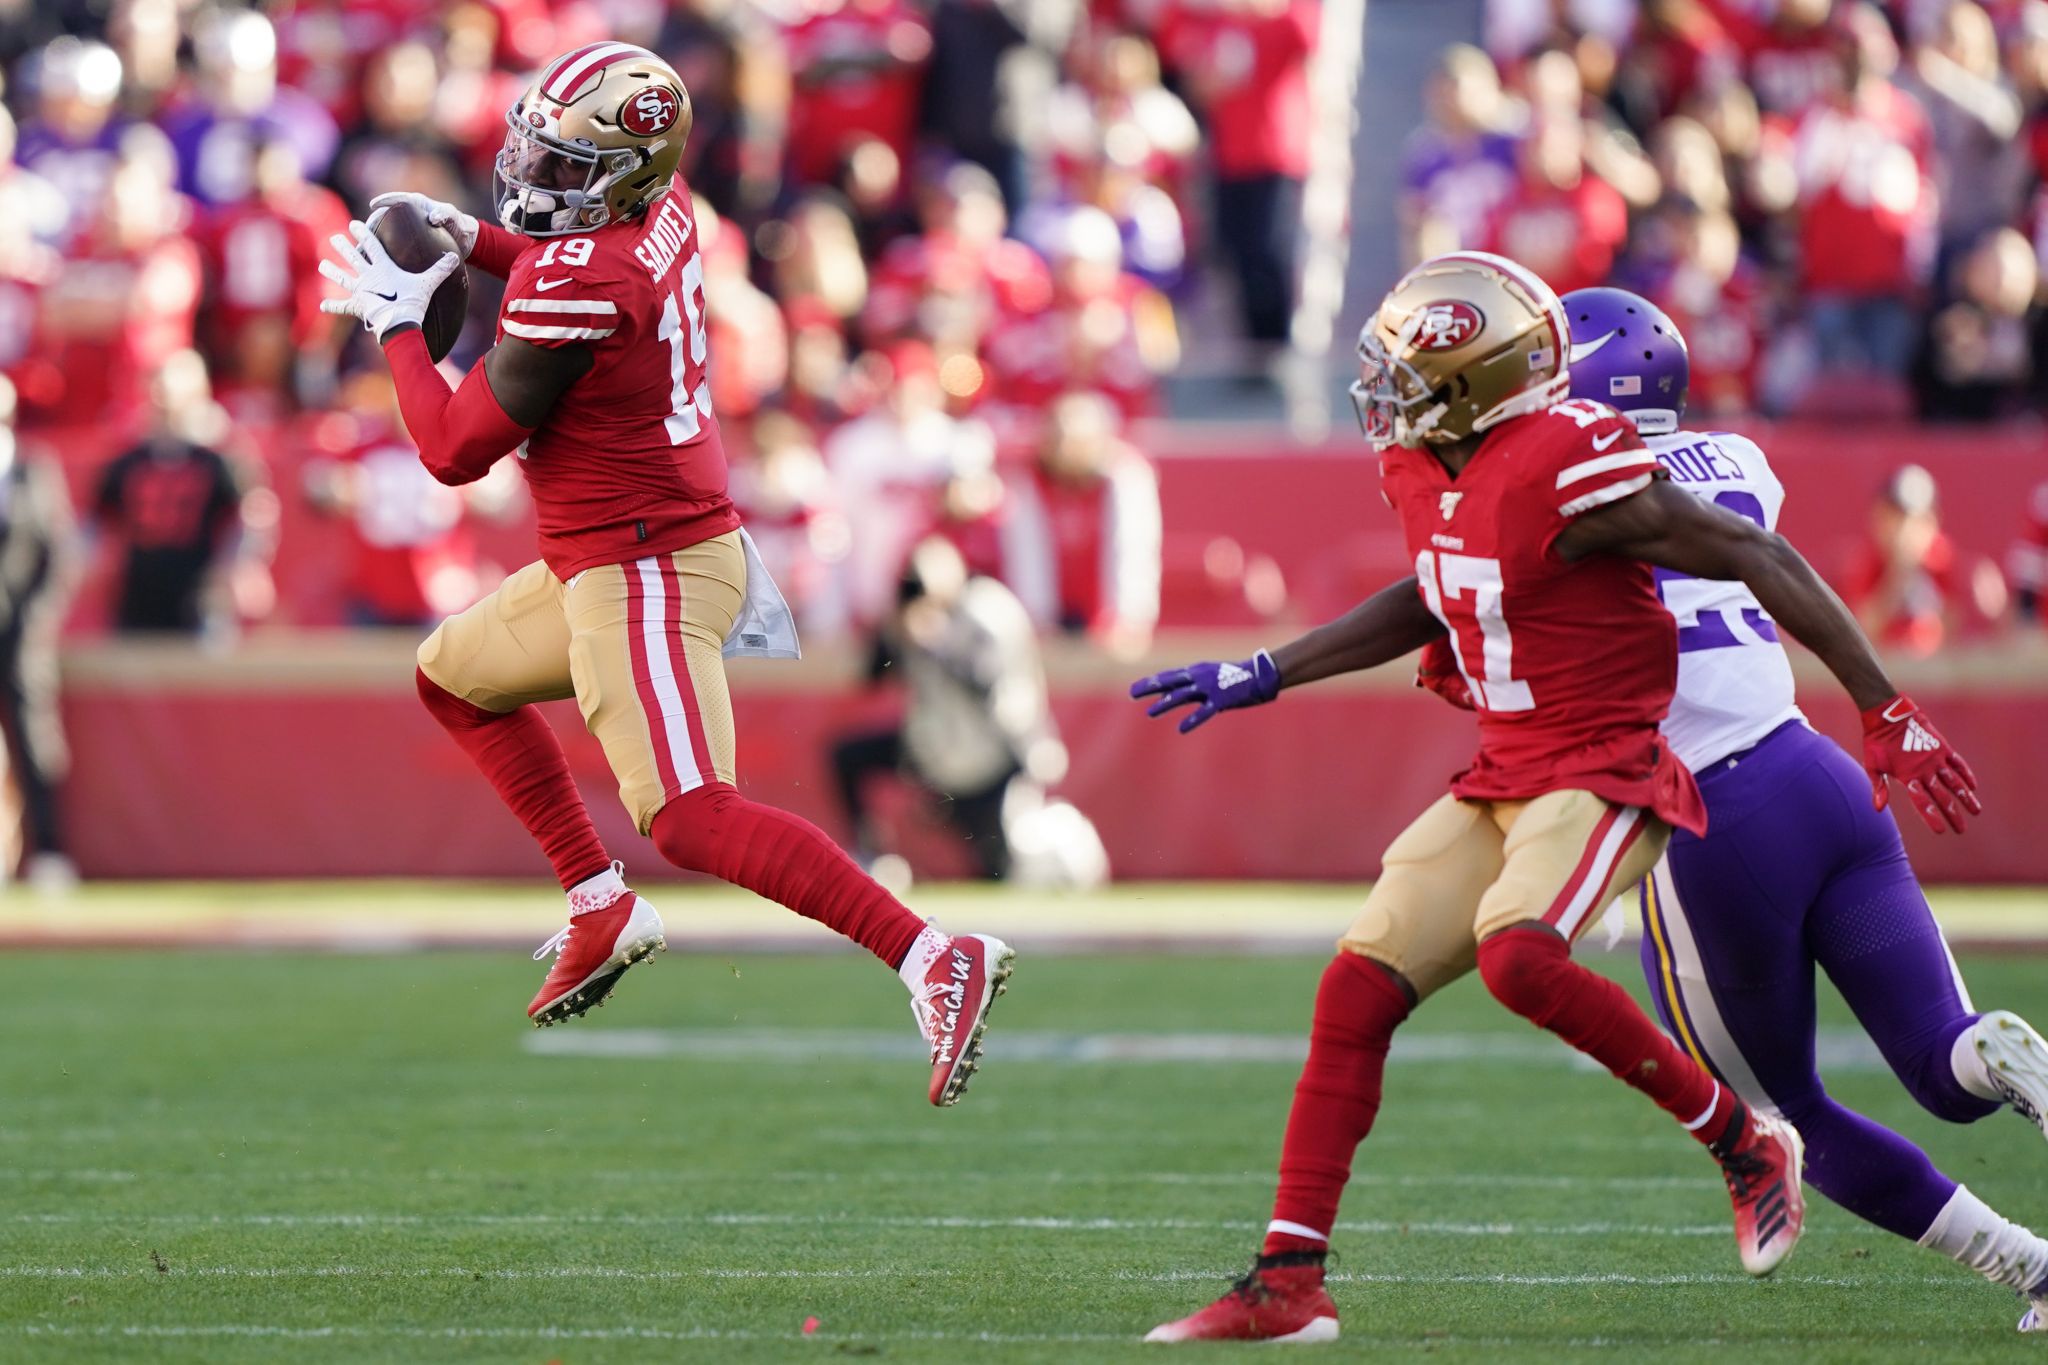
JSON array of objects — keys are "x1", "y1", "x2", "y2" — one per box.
[
  {"x1": 1974, "y1": 1011, "x2": 2048, "y2": 1140},
  {"x1": 2022, "y1": 1301, "x2": 2047, "y2": 1334}
]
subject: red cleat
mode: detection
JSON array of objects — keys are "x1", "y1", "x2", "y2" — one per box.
[
  {"x1": 1145, "y1": 1259, "x2": 1340, "y2": 1344},
  {"x1": 905, "y1": 930, "x2": 1014, "y2": 1106},
  {"x1": 528, "y1": 891, "x2": 665, "y2": 1026},
  {"x1": 1720, "y1": 1109, "x2": 1805, "y2": 1276}
]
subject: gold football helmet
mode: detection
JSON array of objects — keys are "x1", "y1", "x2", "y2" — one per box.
[
  {"x1": 1350, "y1": 251, "x2": 1570, "y2": 449},
  {"x1": 497, "y1": 42, "x2": 693, "y2": 237}
]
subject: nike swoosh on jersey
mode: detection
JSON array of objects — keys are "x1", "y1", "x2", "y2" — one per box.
[
  {"x1": 1591, "y1": 430, "x2": 1624, "y2": 451},
  {"x1": 533, "y1": 277, "x2": 572, "y2": 292}
]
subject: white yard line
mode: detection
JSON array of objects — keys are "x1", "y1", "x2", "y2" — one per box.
[
  {"x1": 521, "y1": 1026, "x2": 1900, "y2": 1072},
  {"x1": 0, "y1": 1264, "x2": 1962, "y2": 1286},
  {"x1": 0, "y1": 1168, "x2": 1718, "y2": 1190},
  {"x1": 0, "y1": 1321, "x2": 1972, "y2": 1352},
  {"x1": 0, "y1": 1210, "x2": 1842, "y2": 1238}
]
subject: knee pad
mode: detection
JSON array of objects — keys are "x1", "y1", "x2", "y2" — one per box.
[
  {"x1": 1476, "y1": 925, "x2": 1570, "y2": 1025},
  {"x1": 650, "y1": 783, "x2": 743, "y2": 873}
]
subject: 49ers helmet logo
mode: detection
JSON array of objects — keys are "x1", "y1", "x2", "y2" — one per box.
[
  {"x1": 620, "y1": 86, "x2": 679, "y2": 136},
  {"x1": 1411, "y1": 300, "x2": 1485, "y2": 351}
]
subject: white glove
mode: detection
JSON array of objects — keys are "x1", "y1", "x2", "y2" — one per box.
[
  {"x1": 318, "y1": 219, "x2": 459, "y2": 342},
  {"x1": 367, "y1": 191, "x2": 480, "y2": 260}
]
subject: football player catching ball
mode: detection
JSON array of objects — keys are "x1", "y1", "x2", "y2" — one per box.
[
  {"x1": 320, "y1": 42, "x2": 1011, "y2": 1107},
  {"x1": 1133, "y1": 251, "x2": 1978, "y2": 1342}
]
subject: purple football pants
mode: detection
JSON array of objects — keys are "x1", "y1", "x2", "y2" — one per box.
[{"x1": 1639, "y1": 720, "x2": 1998, "y2": 1240}]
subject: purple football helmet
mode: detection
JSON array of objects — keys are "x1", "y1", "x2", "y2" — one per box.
[{"x1": 1561, "y1": 287, "x2": 1689, "y2": 435}]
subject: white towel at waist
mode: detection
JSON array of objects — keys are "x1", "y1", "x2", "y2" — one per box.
[{"x1": 722, "y1": 526, "x2": 802, "y2": 660}]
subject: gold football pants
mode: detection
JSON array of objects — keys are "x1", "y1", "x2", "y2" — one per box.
[
  {"x1": 1338, "y1": 790, "x2": 1669, "y2": 1001},
  {"x1": 417, "y1": 531, "x2": 744, "y2": 834}
]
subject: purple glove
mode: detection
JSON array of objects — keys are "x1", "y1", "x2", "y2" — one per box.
[{"x1": 1129, "y1": 649, "x2": 1282, "y2": 733}]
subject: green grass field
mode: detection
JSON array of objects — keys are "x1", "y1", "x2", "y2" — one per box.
[{"x1": 5, "y1": 883, "x2": 2048, "y2": 1362}]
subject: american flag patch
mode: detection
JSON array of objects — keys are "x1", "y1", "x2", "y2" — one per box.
[{"x1": 1610, "y1": 375, "x2": 1643, "y2": 396}]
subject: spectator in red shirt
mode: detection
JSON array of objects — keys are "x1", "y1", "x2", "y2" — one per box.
[
  {"x1": 2008, "y1": 476, "x2": 2048, "y2": 625},
  {"x1": 1479, "y1": 115, "x2": 1630, "y2": 296},
  {"x1": 1790, "y1": 31, "x2": 1935, "y2": 378},
  {"x1": 196, "y1": 136, "x2": 350, "y2": 417},
  {"x1": 980, "y1": 206, "x2": 1178, "y2": 452},
  {"x1": 39, "y1": 131, "x2": 202, "y2": 435},
  {"x1": 783, "y1": 0, "x2": 933, "y2": 191},
  {"x1": 1712, "y1": 0, "x2": 1846, "y2": 116},
  {"x1": 999, "y1": 390, "x2": 1161, "y2": 657},
  {"x1": 302, "y1": 372, "x2": 513, "y2": 628},
  {"x1": 1843, "y1": 463, "x2": 1958, "y2": 657},
  {"x1": 863, "y1": 161, "x2": 1050, "y2": 350},
  {"x1": 1641, "y1": 204, "x2": 1769, "y2": 416},
  {"x1": 1157, "y1": 0, "x2": 1316, "y2": 345}
]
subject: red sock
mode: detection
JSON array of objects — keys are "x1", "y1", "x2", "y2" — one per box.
[
  {"x1": 416, "y1": 669, "x2": 611, "y2": 893},
  {"x1": 1263, "y1": 953, "x2": 1412, "y2": 1256},
  {"x1": 650, "y1": 782, "x2": 926, "y2": 968},
  {"x1": 1476, "y1": 925, "x2": 1741, "y2": 1147}
]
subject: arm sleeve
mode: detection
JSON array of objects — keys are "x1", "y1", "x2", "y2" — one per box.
[
  {"x1": 467, "y1": 222, "x2": 528, "y2": 280},
  {"x1": 383, "y1": 330, "x2": 534, "y2": 487}
]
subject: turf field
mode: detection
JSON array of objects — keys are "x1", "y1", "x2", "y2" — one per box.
[{"x1": 6, "y1": 883, "x2": 2048, "y2": 1363}]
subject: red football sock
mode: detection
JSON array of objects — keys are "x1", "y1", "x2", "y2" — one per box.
[
  {"x1": 1263, "y1": 952, "x2": 1412, "y2": 1256},
  {"x1": 650, "y1": 782, "x2": 926, "y2": 968},
  {"x1": 1477, "y1": 924, "x2": 1741, "y2": 1147},
  {"x1": 416, "y1": 669, "x2": 611, "y2": 893}
]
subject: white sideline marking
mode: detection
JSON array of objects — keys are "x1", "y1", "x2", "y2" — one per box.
[
  {"x1": 0, "y1": 1266, "x2": 1961, "y2": 1288},
  {"x1": 0, "y1": 1326, "x2": 1971, "y2": 1354},
  {"x1": 0, "y1": 1170, "x2": 1719, "y2": 1192},
  {"x1": 523, "y1": 1026, "x2": 1894, "y2": 1070},
  {"x1": 0, "y1": 1211, "x2": 1844, "y2": 1238}
]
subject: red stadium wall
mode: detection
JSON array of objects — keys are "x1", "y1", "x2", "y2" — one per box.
[
  {"x1": 62, "y1": 638, "x2": 2048, "y2": 883},
  {"x1": 57, "y1": 419, "x2": 2048, "y2": 882},
  {"x1": 1145, "y1": 419, "x2": 2046, "y2": 628}
]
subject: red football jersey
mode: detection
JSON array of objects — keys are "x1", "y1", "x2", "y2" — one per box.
[
  {"x1": 1380, "y1": 399, "x2": 1705, "y2": 833},
  {"x1": 496, "y1": 191, "x2": 742, "y2": 579}
]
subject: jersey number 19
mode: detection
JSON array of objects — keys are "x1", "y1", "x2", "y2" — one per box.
[{"x1": 656, "y1": 252, "x2": 712, "y2": 443}]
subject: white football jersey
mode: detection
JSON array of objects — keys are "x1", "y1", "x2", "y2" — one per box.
[{"x1": 1646, "y1": 430, "x2": 1806, "y2": 769}]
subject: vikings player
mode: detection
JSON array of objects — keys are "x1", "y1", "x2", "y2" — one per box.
[{"x1": 1564, "y1": 285, "x2": 2048, "y2": 1330}]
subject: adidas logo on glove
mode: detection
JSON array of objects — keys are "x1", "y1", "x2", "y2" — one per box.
[
  {"x1": 1216, "y1": 662, "x2": 1253, "y2": 689},
  {"x1": 1902, "y1": 719, "x2": 1940, "y2": 753}
]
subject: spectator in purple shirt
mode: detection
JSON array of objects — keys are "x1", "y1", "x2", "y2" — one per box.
[
  {"x1": 1399, "y1": 43, "x2": 1521, "y2": 262},
  {"x1": 156, "y1": 9, "x2": 337, "y2": 208},
  {"x1": 13, "y1": 36, "x2": 129, "y2": 245}
]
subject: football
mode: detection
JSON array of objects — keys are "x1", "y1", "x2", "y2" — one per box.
[{"x1": 372, "y1": 199, "x2": 469, "y2": 362}]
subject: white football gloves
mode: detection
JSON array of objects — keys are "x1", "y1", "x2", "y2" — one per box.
[
  {"x1": 318, "y1": 219, "x2": 459, "y2": 343},
  {"x1": 366, "y1": 191, "x2": 480, "y2": 260}
]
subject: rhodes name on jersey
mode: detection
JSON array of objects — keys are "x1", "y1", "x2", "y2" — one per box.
[
  {"x1": 498, "y1": 192, "x2": 740, "y2": 578},
  {"x1": 1646, "y1": 429, "x2": 1805, "y2": 771}
]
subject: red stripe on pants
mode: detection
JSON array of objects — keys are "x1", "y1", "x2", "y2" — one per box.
[
  {"x1": 1541, "y1": 804, "x2": 1622, "y2": 930},
  {"x1": 658, "y1": 555, "x2": 719, "y2": 790},
  {"x1": 625, "y1": 558, "x2": 683, "y2": 802}
]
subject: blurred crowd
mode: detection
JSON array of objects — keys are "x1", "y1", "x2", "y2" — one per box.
[
  {"x1": 1422, "y1": 0, "x2": 2048, "y2": 422},
  {"x1": 0, "y1": 0, "x2": 1335, "y2": 643}
]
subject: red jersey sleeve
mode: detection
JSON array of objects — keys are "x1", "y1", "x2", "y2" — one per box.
[
  {"x1": 500, "y1": 247, "x2": 624, "y2": 349},
  {"x1": 1535, "y1": 402, "x2": 1659, "y2": 520}
]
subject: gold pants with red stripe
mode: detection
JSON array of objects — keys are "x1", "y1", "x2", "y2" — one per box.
[
  {"x1": 1339, "y1": 790, "x2": 1669, "y2": 1001},
  {"x1": 416, "y1": 531, "x2": 744, "y2": 834}
]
